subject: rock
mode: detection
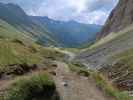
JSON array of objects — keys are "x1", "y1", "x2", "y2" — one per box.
[
  {"x1": 116, "y1": 80, "x2": 133, "y2": 91},
  {"x1": 98, "y1": 0, "x2": 133, "y2": 39},
  {"x1": 49, "y1": 71, "x2": 56, "y2": 76},
  {"x1": 61, "y1": 82, "x2": 68, "y2": 87},
  {"x1": 0, "y1": 71, "x2": 4, "y2": 79},
  {"x1": 5, "y1": 64, "x2": 38, "y2": 76},
  {"x1": 6, "y1": 64, "x2": 24, "y2": 75},
  {"x1": 29, "y1": 64, "x2": 38, "y2": 70},
  {"x1": 51, "y1": 64, "x2": 58, "y2": 68}
]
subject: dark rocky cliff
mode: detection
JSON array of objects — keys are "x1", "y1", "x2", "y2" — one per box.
[{"x1": 98, "y1": 0, "x2": 133, "y2": 39}]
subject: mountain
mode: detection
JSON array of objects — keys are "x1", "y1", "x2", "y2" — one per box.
[
  {"x1": 0, "y1": 3, "x2": 58, "y2": 46},
  {"x1": 78, "y1": 0, "x2": 133, "y2": 67},
  {"x1": 97, "y1": 0, "x2": 133, "y2": 39},
  {"x1": 0, "y1": 3, "x2": 101, "y2": 47},
  {"x1": 77, "y1": 0, "x2": 133, "y2": 93},
  {"x1": 1, "y1": 1, "x2": 133, "y2": 100},
  {"x1": 0, "y1": 3, "x2": 66, "y2": 99},
  {"x1": 31, "y1": 16, "x2": 102, "y2": 47}
]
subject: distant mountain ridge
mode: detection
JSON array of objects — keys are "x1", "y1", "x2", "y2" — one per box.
[
  {"x1": 0, "y1": 2, "x2": 102, "y2": 47},
  {"x1": 31, "y1": 16, "x2": 101, "y2": 47}
]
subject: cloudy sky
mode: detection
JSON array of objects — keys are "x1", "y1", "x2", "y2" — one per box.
[{"x1": 0, "y1": 0, "x2": 118, "y2": 25}]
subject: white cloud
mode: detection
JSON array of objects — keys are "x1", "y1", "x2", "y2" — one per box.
[{"x1": 0, "y1": 0, "x2": 118, "y2": 25}]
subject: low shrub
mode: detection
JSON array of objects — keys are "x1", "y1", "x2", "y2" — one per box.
[{"x1": 5, "y1": 72, "x2": 59, "y2": 100}]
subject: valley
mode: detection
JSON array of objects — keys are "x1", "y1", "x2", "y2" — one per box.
[{"x1": 0, "y1": 0, "x2": 133, "y2": 100}]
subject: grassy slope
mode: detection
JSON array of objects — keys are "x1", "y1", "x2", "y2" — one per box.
[
  {"x1": 0, "y1": 19, "x2": 40, "y2": 69},
  {"x1": 0, "y1": 18, "x2": 65, "y2": 72},
  {"x1": 0, "y1": 40, "x2": 41, "y2": 67},
  {"x1": 0, "y1": 19, "x2": 65, "y2": 99},
  {"x1": 0, "y1": 19, "x2": 58, "y2": 46},
  {"x1": 113, "y1": 48, "x2": 133, "y2": 65},
  {"x1": 83, "y1": 24, "x2": 133, "y2": 51},
  {"x1": 0, "y1": 19, "x2": 32, "y2": 40},
  {"x1": 0, "y1": 39, "x2": 65, "y2": 73},
  {"x1": 0, "y1": 2, "x2": 59, "y2": 46}
]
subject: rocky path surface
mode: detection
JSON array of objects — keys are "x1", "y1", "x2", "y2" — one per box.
[
  {"x1": 53, "y1": 61, "x2": 113, "y2": 100},
  {"x1": 0, "y1": 49, "x2": 114, "y2": 100}
]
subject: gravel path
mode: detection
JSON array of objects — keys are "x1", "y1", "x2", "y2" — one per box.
[{"x1": 53, "y1": 61, "x2": 113, "y2": 100}]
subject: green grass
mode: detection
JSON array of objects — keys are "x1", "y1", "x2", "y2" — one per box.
[
  {"x1": 92, "y1": 72, "x2": 133, "y2": 100},
  {"x1": 0, "y1": 18, "x2": 65, "y2": 100},
  {"x1": 92, "y1": 48, "x2": 133, "y2": 99},
  {"x1": 83, "y1": 24, "x2": 133, "y2": 51},
  {"x1": 0, "y1": 19, "x2": 58, "y2": 46},
  {"x1": 39, "y1": 47, "x2": 65, "y2": 61},
  {"x1": 98, "y1": 48, "x2": 133, "y2": 91},
  {"x1": 113, "y1": 48, "x2": 133, "y2": 65},
  {"x1": 5, "y1": 72, "x2": 58, "y2": 100},
  {"x1": 68, "y1": 62, "x2": 90, "y2": 77},
  {"x1": 0, "y1": 39, "x2": 42, "y2": 71},
  {"x1": 68, "y1": 61, "x2": 133, "y2": 100},
  {"x1": 0, "y1": 38, "x2": 65, "y2": 75},
  {"x1": 0, "y1": 19, "x2": 33, "y2": 41}
]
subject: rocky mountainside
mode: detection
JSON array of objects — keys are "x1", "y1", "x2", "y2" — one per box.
[
  {"x1": 78, "y1": 0, "x2": 133, "y2": 67},
  {"x1": 98, "y1": 0, "x2": 133, "y2": 39},
  {"x1": 77, "y1": 0, "x2": 133, "y2": 94}
]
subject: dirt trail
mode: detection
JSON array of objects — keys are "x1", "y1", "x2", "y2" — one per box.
[
  {"x1": 53, "y1": 47, "x2": 76, "y2": 61},
  {"x1": 0, "y1": 48, "x2": 114, "y2": 99},
  {"x1": 53, "y1": 61, "x2": 113, "y2": 100}
]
